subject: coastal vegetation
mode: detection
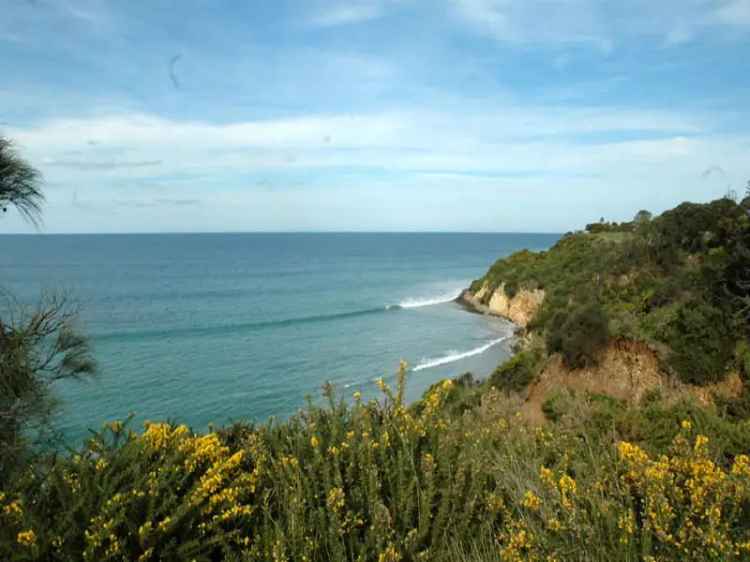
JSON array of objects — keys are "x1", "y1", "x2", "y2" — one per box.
[
  {"x1": 1, "y1": 138, "x2": 749, "y2": 560},
  {"x1": 469, "y1": 196, "x2": 750, "y2": 389},
  {"x1": 0, "y1": 137, "x2": 96, "y2": 482}
]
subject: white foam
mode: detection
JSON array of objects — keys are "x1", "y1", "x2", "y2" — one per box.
[
  {"x1": 399, "y1": 289, "x2": 463, "y2": 309},
  {"x1": 412, "y1": 336, "x2": 511, "y2": 372}
]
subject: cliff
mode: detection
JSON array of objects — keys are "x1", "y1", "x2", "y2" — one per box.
[
  {"x1": 459, "y1": 282, "x2": 544, "y2": 328},
  {"x1": 461, "y1": 197, "x2": 750, "y2": 420},
  {"x1": 518, "y1": 339, "x2": 745, "y2": 424}
]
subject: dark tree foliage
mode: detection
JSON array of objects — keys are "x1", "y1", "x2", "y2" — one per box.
[
  {"x1": 650, "y1": 199, "x2": 744, "y2": 254},
  {"x1": 665, "y1": 301, "x2": 735, "y2": 386},
  {"x1": 546, "y1": 302, "x2": 610, "y2": 369},
  {"x1": 489, "y1": 349, "x2": 541, "y2": 393},
  {"x1": 0, "y1": 138, "x2": 44, "y2": 225}
]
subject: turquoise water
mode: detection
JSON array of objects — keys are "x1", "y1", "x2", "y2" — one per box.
[{"x1": 0, "y1": 233, "x2": 558, "y2": 442}]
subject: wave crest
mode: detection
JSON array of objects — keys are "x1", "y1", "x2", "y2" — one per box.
[
  {"x1": 399, "y1": 290, "x2": 463, "y2": 309},
  {"x1": 412, "y1": 336, "x2": 511, "y2": 372}
]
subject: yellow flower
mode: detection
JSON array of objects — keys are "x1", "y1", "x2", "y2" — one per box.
[
  {"x1": 486, "y1": 492, "x2": 505, "y2": 513},
  {"x1": 694, "y1": 434, "x2": 709, "y2": 455},
  {"x1": 378, "y1": 544, "x2": 401, "y2": 562},
  {"x1": 310, "y1": 435, "x2": 320, "y2": 448},
  {"x1": 539, "y1": 466, "x2": 555, "y2": 487},
  {"x1": 558, "y1": 474, "x2": 577, "y2": 510},
  {"x1": 326, "y1": 487, "x2": 345, "y2": 513},
  {"x1": 732, "y1": 454, "x2": 750, "y2": 478},
  {"x1": 618, "y1": 511, "x2": 636, "y2": 537},
  {"x1": 17, "y1": 530, "x2": 37, "y2": 547},
  {"x1": 521, "y1": 490, "x2": 541, "y2": 511},
  {"x1": 617, "y1": 441, "x2": 649, "y2": 465},
  {"x1": 353, "y1": 391, "x2": 362, "y2": 401},
  {"x1": 3, "y1": 500, "x2": 22, "y2": 519}
]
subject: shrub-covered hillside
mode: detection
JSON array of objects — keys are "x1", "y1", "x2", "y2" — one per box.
[{"x1": 469, "y1": 198, "x2": 750, "y2": 390}]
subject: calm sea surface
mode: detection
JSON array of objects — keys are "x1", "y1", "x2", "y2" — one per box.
[{"x1": 0, "y1": 233, "x2": 558, "y2": 442}]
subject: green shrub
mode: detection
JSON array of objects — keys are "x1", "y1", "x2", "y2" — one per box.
[
  {"x1": 664, "y1": 301, "x2": 734, "y2": 385},
  {"x1": 546, "y1": 302, "x2": 610, "y2": 369},
  {"x1": 488, "y1": 350, "x2": 541, "y2": 394},
  {"x1": 503, "y1": 280, "x2": 519, "y2": 299}
]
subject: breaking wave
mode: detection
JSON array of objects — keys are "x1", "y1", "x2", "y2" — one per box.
[
  {"x1": 398, "y1": 289, "x2": 463, "y2": 309},
  {"x1": 412, "y1": 336, "x2": 511, "y2": 372}
]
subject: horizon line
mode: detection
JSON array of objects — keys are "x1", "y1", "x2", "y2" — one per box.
[{"x1": 0, "y1": 230, "x2": 565, "y2": 236}]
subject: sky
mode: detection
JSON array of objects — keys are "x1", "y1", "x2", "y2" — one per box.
[{"x1": 1, "y1": 0, "x2": 750, "y2": 233}]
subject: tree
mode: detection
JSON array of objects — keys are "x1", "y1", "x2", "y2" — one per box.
[
  {"x1": 0, "y1": 138, "x2": 44, "y2": 225},
  {"x1": 0, "y1": 136, "x2": 95, "y2": 481},
  {"x1": 633, "y1": 209, "x2": 652, "y2": 224},
  {"x1": 742, "y1": 180, "x2": 750, "y2": 211}
]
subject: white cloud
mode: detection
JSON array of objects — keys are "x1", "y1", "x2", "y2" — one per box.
[
  {"x1": 0, "y1": 104, "x2": 722, "y2": 219},
  {"x1": 308, "y1": 3, "x2": 383, "y2": 27},
  {"x1": 3, "y1": 104, "x2": 746, "y2": 233},
  {"x1": 665, "y1": 25, "x2": 694, "y2": 45},
  {"x1": 715, "y1": 0, "x2": 750, "y2": 25},
  {"x1": 451, "y1": 0, "x2": 613, "y2": 50},
  {"x1": 451, "y1": 0, "x2": 750, "y2": 49}
]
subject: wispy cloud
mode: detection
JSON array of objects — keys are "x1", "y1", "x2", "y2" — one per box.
[
  {"x1": 715, "y1": 0, "x2": 750, "y2": 26},
  {"x1": 451, "y1": 0, "x2": 613, "y2": 50},
  {"x1": 451, "y1": 0, "x2": 750, "y2": 49},
  {"x1": 308, "y1": 3, "x2": 383, "y2": 27},
  {"x1": 45, "y1": 159, "x2": 163, "y2": 171},
  {"x1": 115, "y1": 198, "x2": 201, "y2": 208}
]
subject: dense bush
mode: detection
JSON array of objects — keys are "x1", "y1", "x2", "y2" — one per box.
[
  {"x1": 663, "y1": 301, "x2": 735, "y2": 385},
  {"x1": 546, "y1": 303, "x2": 610, "y2": 369},
  {"x1": 488, "y1": 350, "x2": 541, "y2": 394}
]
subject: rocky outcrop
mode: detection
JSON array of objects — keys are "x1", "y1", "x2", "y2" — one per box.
[{"x1": 460, "y1": 282, "x2": 545, "y2": 327}]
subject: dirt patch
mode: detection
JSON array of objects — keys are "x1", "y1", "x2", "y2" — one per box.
[{"x1": 519, "y1": 339, "x2": 744, "y2": 424}]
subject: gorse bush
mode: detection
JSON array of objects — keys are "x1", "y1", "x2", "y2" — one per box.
[{"x1": 2, "y1": 366, "x2": 750, "y2": 562}]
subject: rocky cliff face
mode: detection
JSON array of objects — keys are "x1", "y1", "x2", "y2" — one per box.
[
  {"x1": 518, "y1": 339, "x2": 745, "y2": 424},
  {"x1": 460, "y1": 282, "x2": 545, "y2": 327}
]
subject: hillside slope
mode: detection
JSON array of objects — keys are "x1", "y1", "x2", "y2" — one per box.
[{"x1": 462, "y1": 197, "x2": 750, "y2": 418}]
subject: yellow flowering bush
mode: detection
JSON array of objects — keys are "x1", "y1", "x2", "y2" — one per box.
[{"x1": 1, "y1": 364, "x2": 749, "y2": 562}]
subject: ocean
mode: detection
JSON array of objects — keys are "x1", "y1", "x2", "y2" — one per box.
[{"x1": 0, "y1": 233, "x2": 559, "y2": 443}]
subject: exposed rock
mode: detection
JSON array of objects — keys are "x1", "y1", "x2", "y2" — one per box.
[
  {"x1": 460, "y1": 282, "x2": 545, "y2": 327},
  {"x1": 518, "y1": 339, "x2": 745, "y2": 425}
]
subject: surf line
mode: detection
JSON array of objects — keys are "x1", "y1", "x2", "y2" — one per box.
[{"x1": 412, "y1": 336, "x2": 511, "y2": 372}]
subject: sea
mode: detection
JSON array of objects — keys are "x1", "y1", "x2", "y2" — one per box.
[{"x1": 0, "y1": 233, "x2": 559, "y2": 443}]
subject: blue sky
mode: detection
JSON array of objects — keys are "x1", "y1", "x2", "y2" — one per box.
[{"x1": 1, "y1": 0, "x2": 749, "y2": 233}]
